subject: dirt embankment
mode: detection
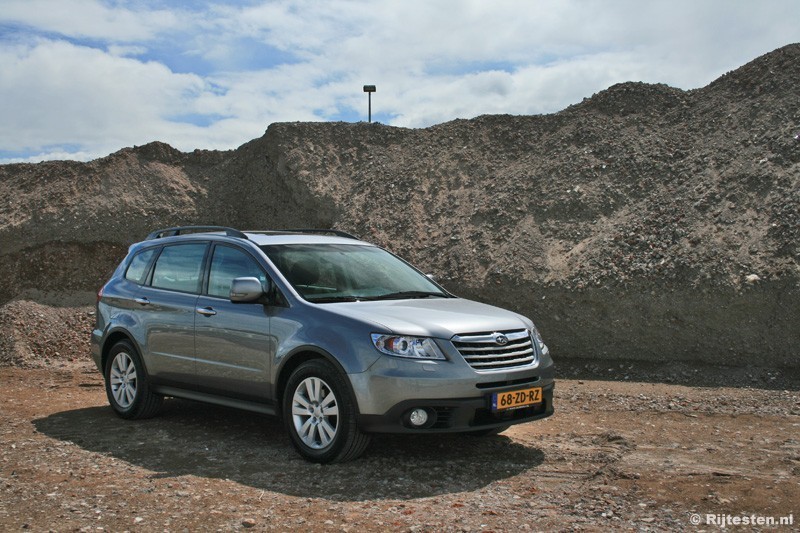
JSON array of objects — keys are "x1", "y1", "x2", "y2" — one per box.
[{"x1": 0, "y1": 44, "x2": 798, "y2": 370}]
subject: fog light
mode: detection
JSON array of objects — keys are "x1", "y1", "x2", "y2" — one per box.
[{"x1": 409, "y1": 408, "x2": 429, "y2": 427}]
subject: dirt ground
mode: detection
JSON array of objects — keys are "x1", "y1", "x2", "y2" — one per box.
[{"x1": 1, "y1": 359, "x2": 797, "y2": 532}]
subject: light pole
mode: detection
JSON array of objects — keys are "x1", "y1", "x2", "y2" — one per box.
[{"x1": 363, "y1": 85, "x2": 376, "y2": 122}]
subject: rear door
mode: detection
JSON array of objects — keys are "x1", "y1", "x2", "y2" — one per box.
[
  {"x1": 136, "y1": 242, "x2": 207, "y2": 388},
  {"x1": 194, "y1": 243, "x2": 274, "y2": 401}
]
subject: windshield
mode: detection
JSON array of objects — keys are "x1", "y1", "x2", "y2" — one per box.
[{"x1": 261, "y1": 243, "x2": 449, "y2": 303}]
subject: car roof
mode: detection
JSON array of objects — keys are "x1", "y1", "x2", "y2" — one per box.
[
  {"x1": 243, "y1": 232, "x2": 371, "y2": 246},
  {"x1": 138, "y1": 227, "x2": 372, "y2": 248}
]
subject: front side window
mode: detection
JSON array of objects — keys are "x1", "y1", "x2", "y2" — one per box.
[
  {"x1": 207, "y1": 245, "x2": 267, "y2": 298},
  {"x1": 261, "y1": 244, "x2": 447, "y2": 303},
  {"x1": 151, "y1": 243, "x2": 207, "y2": 293}
]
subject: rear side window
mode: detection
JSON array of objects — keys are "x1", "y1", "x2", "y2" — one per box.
[
  {"x1": 151, "y1": 243, "x2": 207, "y2": 293},
  {"x1": 207, "y1": 245, "x2": 267, "y2": 298},
  {"x1": 124, "y1": 248, "x2": 157, "y2": 284}
]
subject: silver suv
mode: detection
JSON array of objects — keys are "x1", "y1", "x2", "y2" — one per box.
[{"x1": 92, "y1": 227, "x2": 554, "y2": 462}]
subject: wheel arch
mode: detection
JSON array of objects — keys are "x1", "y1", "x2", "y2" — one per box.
[
  {"x1": 101, "y1": 329, "x2": 144, "y2": 374},
  {"x1": 275, "y1": 347, "x2": 360, "y2": 417}
]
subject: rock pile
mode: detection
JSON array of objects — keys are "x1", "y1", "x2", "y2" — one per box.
[{"x1": 0, "y1": 44, "x2": 798, "y2": 369}]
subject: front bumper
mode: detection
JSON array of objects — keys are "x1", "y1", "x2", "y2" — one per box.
[
  {"x1": 357, "y1": 381, "x2": 554, "y2": 433},
  {"x1": 349, "y1": 348, "x2": 555, "y2": 433}
]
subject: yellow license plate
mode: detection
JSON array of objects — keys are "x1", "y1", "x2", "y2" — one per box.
[{"x1": 492, "y1": 387, "x2": 543, "y2": 411}]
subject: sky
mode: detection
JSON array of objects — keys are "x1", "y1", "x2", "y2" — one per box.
[{"x1": 0, "y1": 0, "x2": 798, "y2": 164}]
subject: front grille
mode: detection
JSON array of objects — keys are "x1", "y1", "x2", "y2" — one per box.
[
  {"x1": 452, "y1": 329, "x2": 538, "y2": 371},
  {"x1": 475, "y1": 376, "x2": 540, "y2": 390}
]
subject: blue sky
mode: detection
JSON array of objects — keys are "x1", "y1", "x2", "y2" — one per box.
[{"x1": 1, "y1": 0, "x2": 798, "y2": 163}]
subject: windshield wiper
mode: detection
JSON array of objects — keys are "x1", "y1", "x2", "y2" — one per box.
[
  {"x1": 307, "y1": 296, "x2": 363, "y2": 303},
  {"x1": 365, "y1": 291, "x2": 447, "y2": 301},
  {"x1": 309, "y1": 291, "x2": 447, "y2": 303}
]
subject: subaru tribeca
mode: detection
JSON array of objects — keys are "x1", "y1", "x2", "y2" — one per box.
[{"x1": 92, "y1": 226, "x2": 554, "y2": 462}]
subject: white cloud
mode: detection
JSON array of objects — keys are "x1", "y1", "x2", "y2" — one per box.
[
  {"x1": 107, "y1": 45, "x2": 149, "y2": 57},
  {"x1": 1, "y1": 0, "x2": 183, "y2": 41},
  {"x1": 0, "y1": 0, "x2": 798, "y2": 163},
  {"x1": 0, "y1": 40, "x2": 208, "y2": 154},
  {"x1": 0, "y1": 149, "x2": 99, "y2": 164}
]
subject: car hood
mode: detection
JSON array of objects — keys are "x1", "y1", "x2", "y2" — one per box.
[{"x1": 322, "y1": 297, "x2": 532, "y2": 339}]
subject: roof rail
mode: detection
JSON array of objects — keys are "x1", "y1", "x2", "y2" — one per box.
[
  {"x1": 280, "y1": 228, "x2": 359, "y2": 239},
  {"x1": 244, "y1": 229, "x2": 359, "y2": 240},
  {"x1": 145, "y1": 226, "x2": 248, "y2": 240}
]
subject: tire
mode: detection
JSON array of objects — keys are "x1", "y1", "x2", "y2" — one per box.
[
  {"x1": 283, "y1": 359, "x2": 371, "y2": 463},
  {"x1": 468, "y1": 424, "x2": 511, "y2": 437},
  {"x1": 104, "y1": 339, "x2": 163, "y2": 420}
]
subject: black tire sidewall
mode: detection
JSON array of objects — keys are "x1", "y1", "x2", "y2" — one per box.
[{"x1": 283, "y1": 359, "x2": 358, "y2": 463}]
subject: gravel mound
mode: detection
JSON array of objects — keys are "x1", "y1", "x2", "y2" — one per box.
[
  {"x1": 0, "y1": 301, "x2": 94, "y2": 368},
  {"x1": 0, "y1": 43, "x2": 798, "y2": 370}
]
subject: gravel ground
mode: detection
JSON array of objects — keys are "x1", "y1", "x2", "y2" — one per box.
[
  {"x1": 1, "y1": 360, "x2": 798, "y2": 532},
  {"x1": 1, "y1": 301, "x2": 798, "y2": 531}
]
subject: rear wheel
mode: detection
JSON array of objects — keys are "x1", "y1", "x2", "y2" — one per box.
[
  {"x1": 283, "y1": 359, "x2": 371, "y2": 463},
  {"x1": 104, "y1": 340, "x2": 163, "y2": 419}
]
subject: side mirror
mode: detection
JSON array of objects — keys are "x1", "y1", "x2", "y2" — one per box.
[{"x1": 230, "y1": 277, "x2": 265, "y2": 303}]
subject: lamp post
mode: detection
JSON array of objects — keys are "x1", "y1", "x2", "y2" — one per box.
[{"x1": 363, "y1": 85, "x2": 376, "y2": 123}]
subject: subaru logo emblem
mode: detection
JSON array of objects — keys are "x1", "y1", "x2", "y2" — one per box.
[{"x1": 494, "y1": 334, "x2": 509, "y2": 346}]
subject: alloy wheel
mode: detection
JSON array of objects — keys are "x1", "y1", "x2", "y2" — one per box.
[
  {"x1": 291, "y1": 377, "x2": 339, "y2": 449},
  {"x1": 109, "y1": 351, "x2": 137, "y2": 409}
]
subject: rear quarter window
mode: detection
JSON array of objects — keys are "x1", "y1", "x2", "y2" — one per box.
[{"x1": 124, "y1": 248, "x2": 157, "y2": 285}]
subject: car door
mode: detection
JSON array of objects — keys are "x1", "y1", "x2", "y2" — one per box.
[
  {"x1": 193, "y1": 243, "x2": 275, "y2": 401},
  {"x1": 137, "y1": 242, "x2": 208, "y2": 388}
]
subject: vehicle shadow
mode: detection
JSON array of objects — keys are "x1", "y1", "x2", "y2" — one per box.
[{"x1": 34, "y1": 399, "x2": 544, "y2": 501}]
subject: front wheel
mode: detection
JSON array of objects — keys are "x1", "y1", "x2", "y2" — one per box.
[
  {"x1": 104, "y1": 340, "x2": 163, "y2": 419},
  {"x1": 283, "y1": 359, "x2": 371, "y2": 463}
]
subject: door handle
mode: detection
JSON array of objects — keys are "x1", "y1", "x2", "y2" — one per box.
[
  {"x1": 134, "y1": 297, "x2": 150, "y2": 305},
  {"x1": 196, "y1": 307, "x2": 217, "y2": 316}
]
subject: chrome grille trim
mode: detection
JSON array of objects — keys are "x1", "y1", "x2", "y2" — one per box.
[
  {"x1": 462, "y1": 346, "x2": 533, "y2": 360},
  {"x1": 451, "y1": 329, "x2": 538, "y2": 371},
  {"x1": 452, "y1": 330, "x2": 530, "y2": 344},
  {"x1": 468, "y1": 356, "x2": 537, "y2": 368},
  {"x1": 455, "y1": 340, "x2": 533, "y2": 355}
]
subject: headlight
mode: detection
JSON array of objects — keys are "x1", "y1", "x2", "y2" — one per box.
[
  {"x1": 531, "y1": 325, "x2": 547, "y2": 351},
  {"x1": 371, "y1": 334, "x2": 445, "y2": 360}
]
